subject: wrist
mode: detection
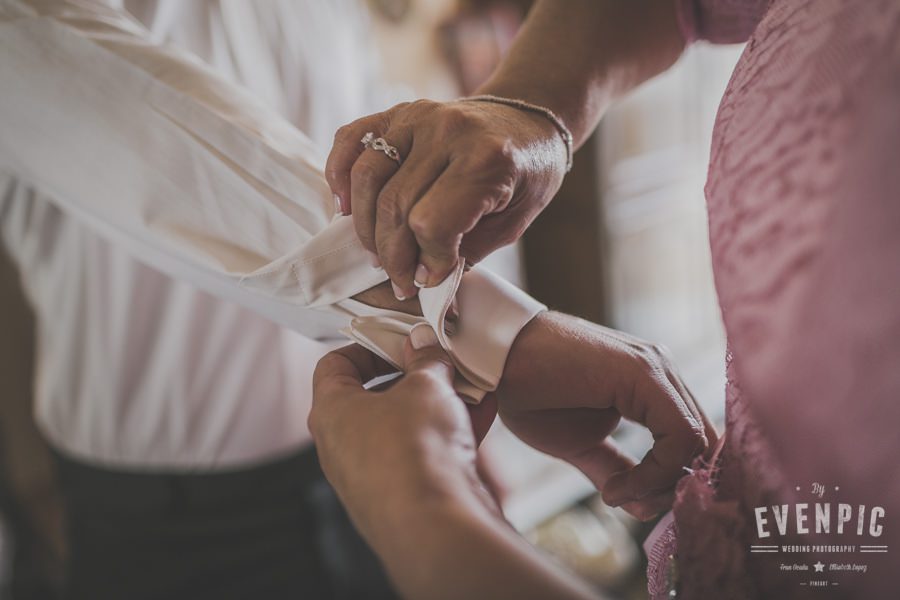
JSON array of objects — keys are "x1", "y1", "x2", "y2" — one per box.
[
  {"x1": 497, "y1": 311, "x2": 599, "y2": 411},
  {"x1": 462, "y1": 94, "x2": 573, "y2": 173},
  {"x1": 476, "y1": 76, "x2": 594, "y2": 148},
  {"x1": 370, "y1": 467, "x2": 509, "y2": 597},
  {"x1": 364, "y1": 433, "x2": 494, "y2": 547},
  {"x1": 367, "y1": 455, "x2": 499, "y2": 556}
]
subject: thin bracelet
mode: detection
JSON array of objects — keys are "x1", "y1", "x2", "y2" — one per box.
[{"x1": 462, "y1": 94, "x2": 574, "y2": 172}]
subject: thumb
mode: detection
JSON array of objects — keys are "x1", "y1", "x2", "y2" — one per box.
[{"x1": 402, "y1": 324, "x2": 456, "y2": 384}]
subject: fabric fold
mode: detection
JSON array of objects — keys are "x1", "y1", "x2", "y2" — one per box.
[{"x1": 342, "y1": 263, "x2": 547, "y2": 403}]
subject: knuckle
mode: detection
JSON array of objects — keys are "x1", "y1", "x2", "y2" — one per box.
[
  {"x1": 408, "y1": 99, "x2": 436, "y2": 113},
  {"x1": 476, "y1": 178, "x2": 515, "y2": 214},
  {"x1": 481, "y1": 138, "x2": 518, "y2": 172},
  {"x1": 689, "y1": 424, "x2": 709, "y2": 451},
  {"x1": 392, "y1": 101, "x2": 413, "y2": 113},
  {"x1": 685, "y1": 422, "x2": 706, "y2": 445},
  {"x1": 333, "y1": 123, "x2": 354, "y2": 142},
  {"x1": 375, "y1": 189, "x2": 407, "y2": 230},
  {"x1": 409, "y1": 214, "x2": 461, "y2": 252},
  {"x1": 350, "y1": 160, "x2": 382, "y2": 188},
  {"x1": 635, "y1": 346, "x2": 662, "y2": 373},
  {"x1": 437, "y1": 107, "x2": 470, "y2": 134},
  {"x1": 396, "y1": 100, "x2": 437, "y2": 126}
]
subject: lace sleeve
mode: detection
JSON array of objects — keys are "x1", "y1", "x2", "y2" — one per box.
[{"x1": 675, "y1": 0, "x2": 772, "y2": 44}]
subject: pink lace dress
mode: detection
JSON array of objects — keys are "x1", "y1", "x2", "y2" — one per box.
[{"x1": 647, "y1": 1, "x2": 900, "y2": 598}]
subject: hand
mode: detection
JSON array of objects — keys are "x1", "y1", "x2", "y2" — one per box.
[
  {"x1": 311, "y1": 327, "x2": 599, "y2": 600},
  {"x1": 351, "y1": 279, "x2": 423, "y2": 315},
  {"x1": 352, "y1": 279, "x2": 459, "y2": 323},
  {"x1": 494, "y1": 312, "x2": 718, "y2": 521},
  {"x1": 309, "y1": 326, "x2": 498, "y2": 543},
  {"x1": 326, "y1": 99, "x2": 567, "y2": 300}
]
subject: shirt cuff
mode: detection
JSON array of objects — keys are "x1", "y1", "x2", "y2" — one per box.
[{"x1": 336, "y1": 262, "x2": 547, "y2": 402}]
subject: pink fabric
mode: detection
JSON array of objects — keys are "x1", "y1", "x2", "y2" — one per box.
[{"x1": 658, "y1": 0, "x2": 900, "y2": 598}]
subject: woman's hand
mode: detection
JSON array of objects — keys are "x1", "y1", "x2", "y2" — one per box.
[
  {"x1": 326, "y1": 99, "x2": 567, "y2": 299},
  {"x1": 494, "y1": 312, "x2": 718, "y2": 521}
]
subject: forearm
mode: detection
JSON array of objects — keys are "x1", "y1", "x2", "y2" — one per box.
[
  {"x1": 478, "y1": 0, "x2": 686, "y2": 147},
  {"x1": 366, "y1": 468, "x2": 600, "y2": 600}
]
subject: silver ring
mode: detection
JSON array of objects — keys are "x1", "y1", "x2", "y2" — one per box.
[{"x1": 361, "y1": 131, "x2": 402, "y2": 165}]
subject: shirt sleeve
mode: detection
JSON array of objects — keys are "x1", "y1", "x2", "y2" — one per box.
[
  {"x1": 0, "y1": 0, "x2": 545, "y2": 399},
  {"x1": 674, "y1": 0, "x2": 770, "y2": 44}
]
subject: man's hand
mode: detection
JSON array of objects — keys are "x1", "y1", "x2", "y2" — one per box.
[
  {"x1": 495, "y1": 312, "x2": 718, "y2": 521},
  {"x1": 327, "y1": 99, "x2": 566, "y2": 300},
  {"x1": 311, "y1": 327, "x2": 600, "y2": 600},
  {"x1": 310, "y1": 326, "x2": 497, "y2": 544}
]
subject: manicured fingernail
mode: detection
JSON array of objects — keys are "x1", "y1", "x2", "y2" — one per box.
[
  {"x1": 367, "y1": 251, "x2": 381, "y2": 268},
  {"x1": 413, "y1": 263, "x2": 429, "y2": 288},
  {"x1": 410, "y1": 324, "x2": 439, "y2": 349},
  {"x1": 391, "y1": 281, "x2": 408, "y2": 301},
  {"x1": 334, "y1": 194, "x2": 344, "y2": 215},
  {"x1": 605, "y1": 495, "x2": 624, "y2": 508}
]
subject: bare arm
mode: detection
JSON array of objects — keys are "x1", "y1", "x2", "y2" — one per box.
[
  {"x1": 480, "y1": 0, "x2": 686, "y2": 147},
  {"x1": 326, "y1": 0, "x2": 687, "y2": 294},
  {"x1": 369, "y1": 474, "x2": 600, "y2": 600},
  {"x1": 311, "y1": 341, "x2": 602, "y2": 600}
]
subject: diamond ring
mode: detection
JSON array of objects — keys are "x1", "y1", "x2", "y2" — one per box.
[{"x1": 361, "y1": 132, "x2": 402, "y2": 165}]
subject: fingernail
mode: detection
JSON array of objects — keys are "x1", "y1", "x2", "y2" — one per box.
[
  {"x1": 605, "y1": 496, "x2": 624, "y2": 508},
  {"x1": 367, "y1": 251, "x2": 382, "y2": 269},
  {"x1": 413, "y1": 263, "x2": 429, "y2": 288},
  {"x1": 410, "y1": 324, "x2": 439, "y2": 349},
  {"x1": 334, "y1": 194, "x2": 344, "y2": 215},
  {"x1": 391, "y1": 281, "x2": 407, "y2": 301}
]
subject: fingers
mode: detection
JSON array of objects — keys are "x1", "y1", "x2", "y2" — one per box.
[
  {"x1": 602, "y1": 365, "x2": 707, "y2": 507},
  {"x1": 408, "y1": 159, "x2": 514, "y2": 287},
  {"x1": 313, "y1": 344, "x2": 397, "y2": 394},
  {"x1": 310, "y1": 344, "x2": 397, "y2": 440},
  {"x1": 326, "y1": 111, "x2": 393, "y2": 214},
  {"x1": 373, "y1": 144, "x2": 448, "y2": 299},
  {"x1": 663, "y1": 366, "x2": 719, "y2": 454},
  {"x1": 566, "y1": 439, "x2": 636, "y2": 491},
  {"x1": 350, "y1": 127, "x2": 412, "y2": 261},
  {"x1": 402, "y1": 324, "x2": 456, "y2": 383},
  {"x1": 621, "y1": 489, "x2": 676, "y2": 522}
]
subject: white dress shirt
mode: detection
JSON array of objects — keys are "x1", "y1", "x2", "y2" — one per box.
[{"x1": 0, "y1": 0, "x2": 543, "y2": 470}]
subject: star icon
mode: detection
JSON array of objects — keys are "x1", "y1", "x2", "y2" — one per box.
[{"x1": 813, "y1": 561, "x2": 825, "y2": 573}]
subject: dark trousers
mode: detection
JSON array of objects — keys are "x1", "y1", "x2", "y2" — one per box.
[{"x1": 55, "y1": 448, "x2": 397, "y2": 600}]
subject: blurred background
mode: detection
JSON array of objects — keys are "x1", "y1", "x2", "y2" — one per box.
[{"x1": 0, "y1": 0, "x2": 742, "y2": 598}]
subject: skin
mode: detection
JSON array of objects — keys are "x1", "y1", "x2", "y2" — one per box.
[
  {"x1": 317, "y1": 0, "x2": 710, "y2": 596},
  {"x1": 311, "y1": 329, "x2": 599, "y2": 600},
  {"x1": 327, "y1": 0, "x2": 685, "y2": 299},
  {"x1": 311, "y1": 312, "x2": 717, "y2": 598}
]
